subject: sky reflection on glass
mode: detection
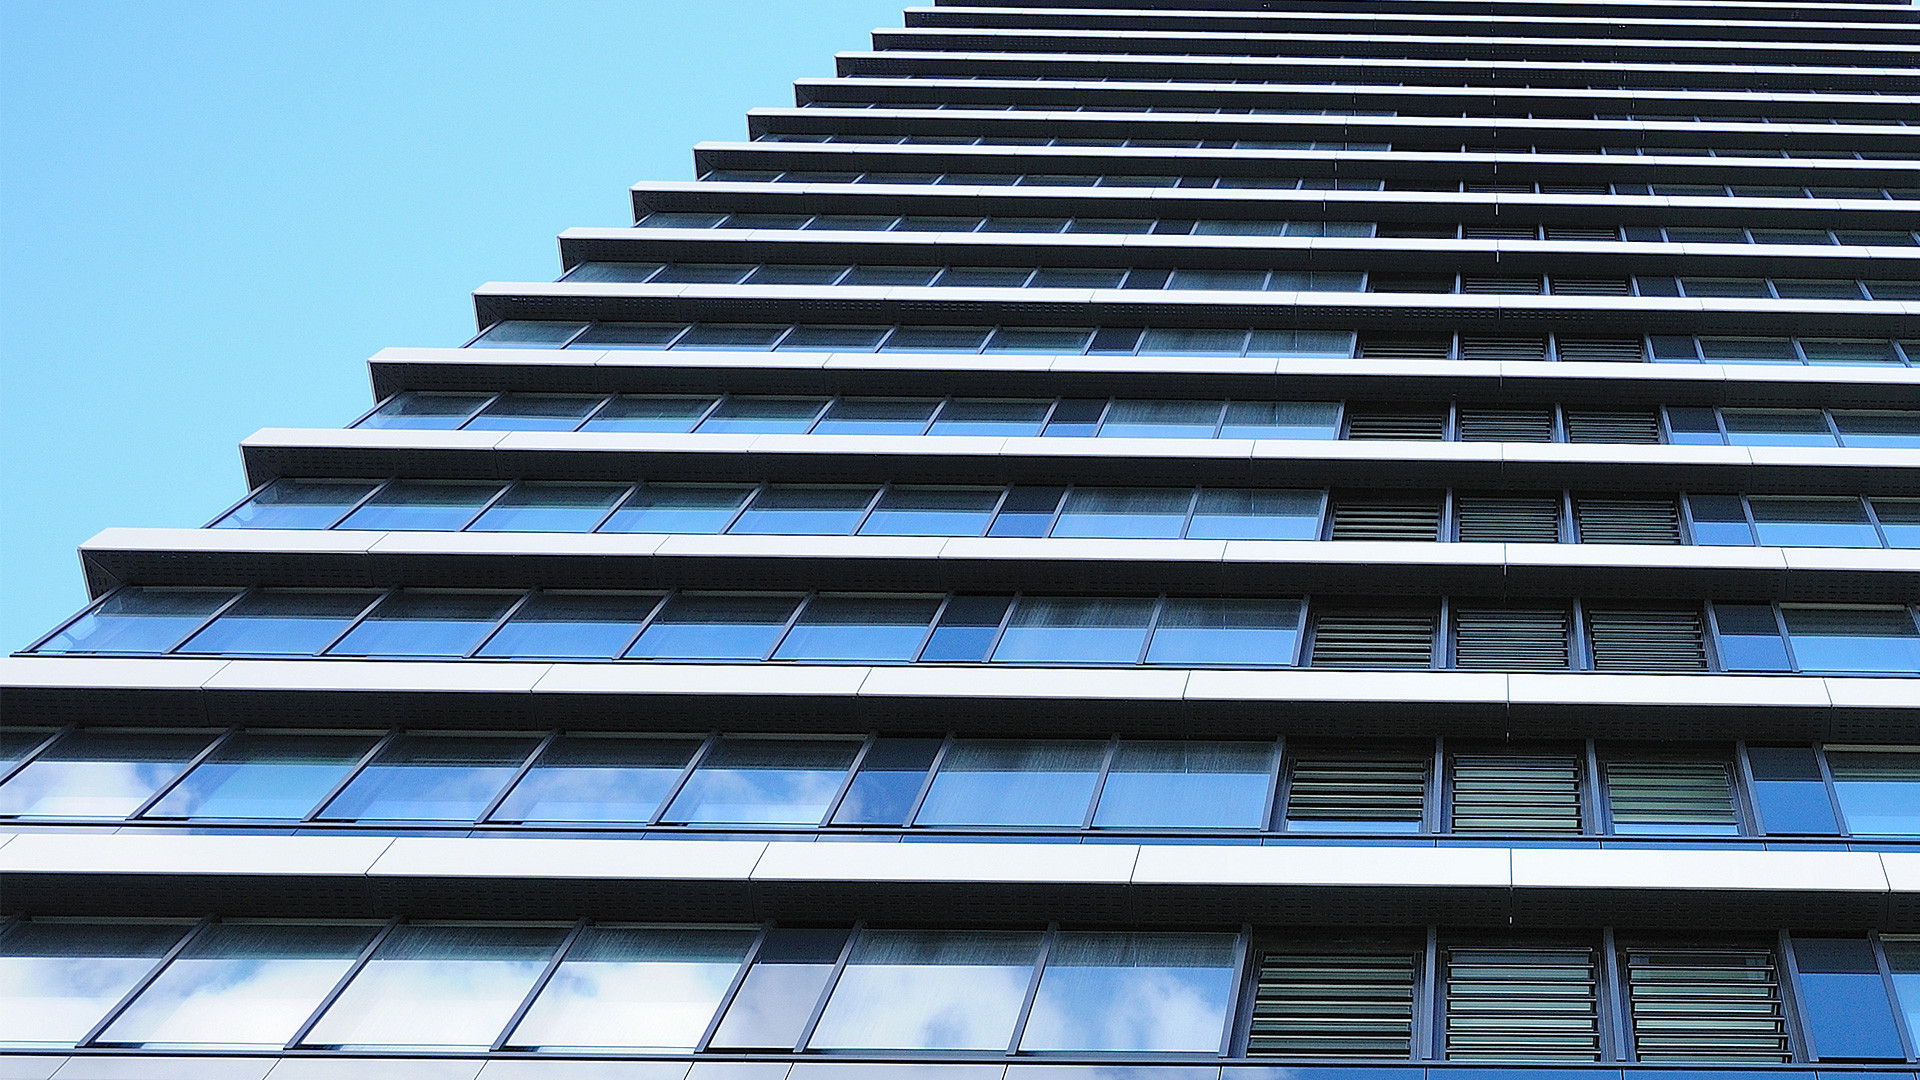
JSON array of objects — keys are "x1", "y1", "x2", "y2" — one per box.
[{"x1": 507, "y1": 927, "x2": 754, "y2": 1050}]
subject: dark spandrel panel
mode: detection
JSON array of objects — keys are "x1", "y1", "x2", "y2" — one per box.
[
  {"x1": 0, "y1": 730, "x2": 218, "y2": 819},
  {"x1": 491, "y1": 735, "x2": 702, "y2": 824},
  {"x1": 317, "y1": 734, "x2": 540, "y2": 823},
  {"x1": 145, "y1": 732, "x2": 380, "y2": 821}
]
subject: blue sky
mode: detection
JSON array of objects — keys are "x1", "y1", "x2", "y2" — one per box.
[{"x1": 0, "y1": 0, "x2": 903, "y2": 649}]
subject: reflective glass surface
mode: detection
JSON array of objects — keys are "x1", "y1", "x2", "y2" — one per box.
[
  {"x1": 0, "y1": 922, "x2": 187, "y2": 1046},
  {"x1": 1781, "y1": 606, "x2": 1920, "y2": 672},
  {"x1": 709, "y1": 929, "x2": 849, "y2": 1050},
  {"x1": 216, "y1": 479, "x2": 379, "y2": 530},
  {"x1": 508, "y1": 927, "x2": 754, "y2": 1050},
  {"x1": 463, "y1": 395, "x2": 602, "y2": 431},
  {"x1": 831, "y1": 739, "x2": 943, "y2": 825},
  {"x1": 915, "y1": 740, "x2": 1106, "y2": 827},
  {"x1": 303, "y1": 925, "x2": 566, "y2": 1049},
  {"x1": 661, "y1": 739, "x2": 860, "y2": 825},
  {"x1": 319, "y1": 735, "x2": 539, "y2": 822},
  {"x1": 732, "y1": 486, "x2": 878, "y2": 534},
  {"x1": 1827, "y1": 750, "x2": 1920, "y2": 836},
  {"x1": 327, "y1": 592, "x2": 518, "y2": 657},
  {"x1": 359, "y1": 392, "x2": 492, "y2": 429},
  {"x1": 601, "y1": 486, "x2": 752, "y2": 534},
  {"x1": 1145, "y1": 599, "x2": 1301, "y2": 666},
  {"x1": 1836, "y1": 412, "x2": 1920, "y2": 449},
  {"x1": 468, "y1": 483, "x2": 629, "y2": 532},
  {"x1": 1711, "y1": 605, "x2": 1792, "y2": 671},
  {"x1": 809, "y1": 930, "x2": 1042, "y2": 1050},
  {"x1": 336, "y1": 481, "x2": 500, "y2": 532},
  {"x1": 626, "y1": 594, "x2": 802, "y2": 660},
  {"x1": 928, "y1": 399, "x2": 1050, "y2": 436},
  {"x1": 771, "y1": 595, "x2": 941, "y2": 661},
  {"x1": 1720, "y1": 409, "x2": 1836, "y2": 446},
  {"x1": 1791, "y1": 938, "x2": 1905, "y2": 1061},
  {"x1": 860, "y1": 487, "x2": 1001, "y2": 536},
  {"x1": 490, "y1": 736, "x2": 703, "y2": 824},
  {"x1": 1093, "y1": 741, "x2": 1275, "y2": 829},
  {"x1": 1054, "y1": 488, "x2": 1193, "y2": 538},
  {"x1": 1743, "y1": 747, "x2": 1840, "y2": 835},
  {"x1": 919, "y1": 595, "x2": 1014, "y2": 661},
  {"x1": 1020, "y1": 932, "x2": 1238, "y2": 1052},
  {"x1": 695, "y1": 397, "x2": 827, "y2": 433},
  {"x1": 0, "y1": 730, "x2": 214, "y2": 819},
  {"x1": 1885, "y1": 938, "x2": 1920, "y2": 1050},
  {"x1": 475, "y1": 592, "x2": 662, "y2": 659},
  {"x1": 145, "y1": 733, "x2": 379, "y2": 821},
  {"x1": 992, "y1": 597, "x2": 1155, "y2": 663},
  {"x1": 1747, "y1": 497, "x2": 1880, "y2": 547},
  {"x1": 1187, "y1": 489, "x2": 1323, "y2": 540},
  {"x1": 1100, "y1": 401, "x2": 1223, "y2": 439},
  {"x1": 580, "y1": 395, "x2": 714, "y2": 433},
  {"x1": 988, "y1": 486, "x2": 1067, "y2": 537},
  {"x1": 813, "y1": 398, "x2": 940, "y2": 435},
  {"x1": 178, "y1": 590, "x2": 379, "y2": 656},
  {"x1": 36, "y1": 588, "x2": 233, "y2": 655},
  {"x1": 1878, "y1": 500, "x2": 1920, "y2": 548}
]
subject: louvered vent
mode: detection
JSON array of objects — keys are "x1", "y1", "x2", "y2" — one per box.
[
  {"x1": 1539, "y1": 185, "x2": 1610, "y2": 196},
  {"x1": 1586, "y1": 608, "x2": 1707, "y2": 671},
  {"x1": 1359, "y1": 335, "x2": 1454, "y2": 360},
  {"x1": 1605, "y1": 760, "x2": 1736, "y2": 832},
  {"x1": 1463, "y1": 224, "x2": 1541, "y2": 240},
  {"x1": 1460, "y1": 337, "x2": 1549, "y2": 362},
  {"x1": 1310, "y1": 609, "x2": 1438, "y2": 668},
  {"x1": 1466, "y1": 183, "x2": 1534, "y2": 194},
  {"x1": 1454, "y1": 608, "x2": 1571, "y2": 669},
  {"x1": 1545, "y1": 226, "x2": 1621, "y2": 241},
  {"x1": 1626, "y1": 950, "x2": 1790, "y2": 1063},
  {"x1": 1345, "y1": 408, "x2": 1449, "y2": 440},
  {"x1": 1248, "y1": 952, "x2": 1418, "y2": 1058},
  {"x1": 1458, "y1": 407, "x2": 1554, "y2": 441},
  {"x1": 1455, "y1": 496, "x2": 1563, "y2": 543},
  {"x1": 1574, "y1": 496, "x2": 1682, "y2": 544},
  {"x1": 1565, "y1": 409, "x2": 1661, "y2": 443},
  {"x1": 1462, "y1": 276, "x2": 1543, "y2": 294},
  {"x1": 1555, "y1": 337, "x2": 1645, "y2": 363},
  {"x1": 1452, "y1": 755, "x2": 1583, "y2": 833},
  {"x1": 1446, "y1": 948, "x2": 1601, "y2": 1061},
  {"x1": 1331, "y1": 496, "x2": 1444, "y2": 540},
  {"x1": 1549, "y1": 278, "x2": 1633, "y2": 296},
  {"x1": 1288, "y1": 759, "x2": 1429, "y2": 825},
  {"x1": 1370, "y1": 274, "x2": 1457, "y2": 293}
]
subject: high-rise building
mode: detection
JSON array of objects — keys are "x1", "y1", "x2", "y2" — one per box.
[{"x1": 4, "y1": 0, "x2": 1919, "y2": 1076}]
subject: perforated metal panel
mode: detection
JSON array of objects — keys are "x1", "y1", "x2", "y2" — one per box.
[
  {"x1": 1458, "y1": 407, "x2": 1554, "y2": 440},
  {"x1": 1626, "y1": 949, "x2": 1790, "y2": 1063},
  {"x1": 1455, "y1": 495, "x2": 1562, "y2": 542},
  {"x1": 1565, "y1": 410, "x2": 1661, "y2": 444},
  {"x1": 1574, "y1": 496, "x2": 1683, "y2": 544},
  {"x1": 1452, "y1": 754, "x2": 1583, "y2": 833},
  {"x1": 1330, "y1": 495, "x2": 1445, "y2": 540},
  {"x1": 1446, "y1": 947, "x2": 1601, "y2": 1061},
  {"x1": 1248, "y1": 951, "x2": 1419, "y2": 1058},
  {"x1": 1585, "y1": 608, "x2": 1707, "y2": 671},
  {"x1": 1310, "y1": 608, "x2": 1439, "y2": 668},
  {"x1": 1454, "y1": 608, "x2": 1572, "y2": 670}
]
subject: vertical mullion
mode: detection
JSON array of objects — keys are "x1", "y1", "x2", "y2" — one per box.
[
  {"x1": 78, "y1": 916, "x2": 212, "y2": 1047},
  {"x1": 649, "y1": 733, "x2": 718, "y2": 826},
  {"x1": 203, "y1": 478, "x2": 275, "y2": 530},
  {"x1": 848, "y1": 483, "x2": 889, "y2": 535},
  {"x1": 1601, "y1": 926, "x2": 1631, "y2": 1062},
  {"x1": 1861, "y1": 496, "x2": 1893, "y2": 550},
  {"x1": 1870, "y1": 932, "x2": 1920, "y2": 1063},
  {"x1": 1081, "y1": 737, "x2": 1121, "y2": 829},
  {"x1": 1733, "y1": 740, "x2": 1766, "y2": 836},
  {"x1": 1219, "y1": 926, "x2": 1254, "y2": 1057},
  {"x1": 1571, "y1": 597, "x2": 1591, "y2": 671},
  {"x1": 476, "y1": 730, "x2": 559, "y2": 824},
  {"x1": 287, "y1": 917, "x2": 402, "y2": 1049},
  {"x1": 455, "y1": 482, "x2": 517, "y2": 532},
  {"x1": 303, "y1": 731, "x2": 397, "y2": 823},
  {"x1": 1262, "y1": 737, "x2": 1286, "y2": 832},
  {"x1": 128, "y1": 729, "x2": 235, "y2": 820},
  {"x1": 793, "y1": 922, "x2": 863, "y2": 1051},
  {"x1": 491, "y1": 918, "x2": 588, "y2": 1051},
  {"x1": 1810, "y1": 743, "x2": 1852, "y2": 838},
  {"x1": 687, "y1": 393, "x2": 724, "y2": 431},
  {"x1": 981, "y1": 486, "x2": 1014, "y2": 537},
  {"x1": 1136, "y1": 595, "x2": 1167, "y2": 665},
  {"x1": 1777, "y1": 931, "x2": 1814, "y2": 1062},
  {"x1": 1006, "y1": 924, "x2": 1058, "y2": 1055},
  {"x1": 903, "y1": 734, "x2": 955, "y2": 827},
  {"x1": 1428, "y1": 736, "x2": 1447, "y2": 836},
  {"x1": 1772, "y1": 601, "x2": 1800, "y2": 672},
  {"x1": 981, "y1": 592, "x2": 1022, "y2": 663},
  {"x1": 718, "y1": 484, "x2": 764, "y2": 535},
  {"x1": 1582, "y1": 738, "x2": 1603, "y2": 835},
  {"x1": 1043, "y1": 486, "x2": 1072, "y2": 536},
  {"x1": 1434, "y1": 595, "x2": 1450, "y2": 671},
  {"x1": 570, "y1": 394, "x2": 619, "y2": 431},
  {"x1": 910, "y1": 594, "x2": 955, "y2": 663},
  {"x1": 921, "y1": 396, "x2": 953, "y2": 435},
  {"x1": 1177, "y1": 485, "x2": 1202, "y2": 537},
  {"x1": 1418, "y1": 926, "x2": 1440, "y2": 1060},
  {"x1": 327, "y1": 478, "x2": 393, "y2": 530}
]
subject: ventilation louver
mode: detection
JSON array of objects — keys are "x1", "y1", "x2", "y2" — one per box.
[
  {"x1": 1248, "y1": 951, "x2": 1419, "y2": 1058},
  {"x1": 1452, "y1": 755, "x2": 1583, "y2": 833},
  {"x1": 1331, "y1": 496, "x2": 1445, "y2": 540},
  {"x1": 1453, "y1": 608, "x2": 1571, "y2": 669},
  {"x1": 1463, "y1": 224, "x2": 1540, "y2": 240},
  {"x1": 1574, "y1": 496, "x2": 1682, "y2": 544},
  {"x1": 1359, "y1": 335, "x2": 1454, "y2": 360},
  {"x1": 1625, "y1": 950, "x2": 1790, "y2": 1062},
  {"x1": 1462, "y1": 276, "x2": 1543, "y2": 294},
  {"x1": 1555, "y1": 337, "x2": 1645, "y2": 362},
  {"x1": 1545, "y1": 226, "x2": 1620, "y2": 241},
  {"x1": 1446, "y1": 947, "x2": 1602, "y2": 1060},
  {"x1": 1605, "y1": 760, "x2": 1737, "y2": 832},
  {"x1": 1585, "y1": 608, "x2": 1707, "y2": 671},
  {"x1": 1460, "y1": 337, "x2": 1549, "y2": 363},
  {"x1": 1288, "y1": 759, "x2": 1429, "y2": 826},
  {"x1": 1549, "y1": 278, "x2": 1633, "y2": 296},
  {"x1": 1458, "y1": 407, "x2": 1554, "y2": 440},
  {"x1": 1310, "y1": 608, "x2": 1438, "y2": 668},
  {"x1": 1564, "y1": 409, "x2": 1661, "y2": 443},
  {"x1": 1455, "y1": 496, "x2": 1563, "y2": 543},
  {"x1": 1346, "y1": 408, "x2": 1449, "y2": 440}
]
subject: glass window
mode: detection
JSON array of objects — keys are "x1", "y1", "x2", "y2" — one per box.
[
  {"x1": 1249, "y1": 330, "x2": 1358, "y2": 358},
  {"x1": 358, "y1": 392, "x2": 492, "y2": 430},
  {"x1": 1138, "y1": 329, "x2": 1249, "y2": 357},
  {"x1": 774, "y1": 325, "x2": 892, "y2": 352},
  {"x1": 1147, "y1": 599, "x2": 1302, "y2": 666},
  {"x1": 302, "y1": 925, "x2": 566, "y2": 1049},
  {"x1": 881, "y1": 326, "x2": 993, "y2": 353},
  {"x1": 731, "y1": 486, "x2": 877, "y2": 535},
  {"x1": 988, "y1": 486, "x2": 1066, "y2": 537},
  {"x1": 672, "y1": 324, "x2": 789, "y2": 350},
  {"x1": 1801, "y1": 339, "x2": 1900, "y2": 366},
  {"x1": 506, "y1": 927, "x2": 754, "y2": 1050},
  {"x1": 1699, "y1": 337, "x2": 1799, "y2": 365},
  {"x1": 1720, "y1": 410, "x2": 1836, "y2": 446},
  {"x1": 601, "y1": 485, "x2": 751, "y2": 534},
  {"x1": 695, "y1": 397, "x2": 828, "y2": 433},
  {"x1": 1093, "y1": 741, "x2": 1274, "y2": 829},
  {"x1": 1187, "y1": 490, "x2": 1323, "y2": 540},
  {"x1": 1781, "y1": 606, "x2": 1920, "y2": 672},
  {"x1": 1688, "y1": 495, "x2": 1755, "y2": 546},
  {"x1": 660, "y1": 738, "x2": 860, "y2": 825},
  {"x1": 1827, "y1": 749, "x2": 1920, "y2": 836},
  {"x1": 808, "y1": 930, "x2": 1043, "y2": 1050},
  {"x1": 326, "y1": 591, "x2": 517, "y2": 658},
  {"x1": 1791, "y1": 938, "x2": 1906, "y2": 1061},
  {"x1": 35, "y1": 588, "x2": 234, "y2": 655},
  {"x1": 1714, "y1": 604, "x2": 1792, "y2": 670},
  {"x1": 1884, "y1": 938, "x2": 1920, "y2": 1050},
  {"x1": 1220, "y1": 401, "x2": 1342, "y2": 439},
  {"x1": 475, "y1": 592, "x2": 660, "y2": 659},
  {"x1": 145, "y1": 732, "x2": 380, "y2": 821},
  {"x1": 335, "y1": 481, "x2": 502, "y2": 532},
  {"x1": 860, "y1": 487, "x2": 1001, "y2": 536},
  {"x1": 1032, "y1": 267, "x2": 1126, "y2": 289},
  {"x1": 1100, "y1": 400, "x2": 1224, "y2": 439},
  {"x1": 929, "y1": 398, "x2": 1051, "y2": 437},
  {"x1": 468, "y1": 483, "x2": 628, "y2": 532},
  {"x1": 1744, "y1": 747, "x2": 1840, "y2": 835},
  {"x1": 1052, "y1": 488, "x2": 1194, "y2": 539},
  {"x1": 99, "y1": 923, "x2": 378, "y2": 1049},
  {"x1": 992, "y1": 597, "x2": 1156, "y2": 664},
  {"x1": 1877, "y1": 500, "x2": 1920, "y2": 549},
  {"x1": 771, "y1": 595, "x2": 940, "y2": 662},
  {"x1": 0, "y1": 729, "x2": 52, "y2": 771},
  {"x1": 1044, "y1": 399, "x2": 1107, "y2": 437},
  {"x1": 1169, "y1": 269, "x2": 1267, "y2": 291},
  {"x1": 473, "y1": 321, "x2": 586, "y2": 348},
  {"x1": 178, "y1": 590, "x2": 379, "y2": 656},
  {"x1": 1664, "y1": 407, "x2": 1724, "y2": 445},
  {"x1": 1748, "y1": 497, "x2": 1880, "y2": 548},
  {"x1": 564, "y1": 261, "x2": 661, "y2": 283},
  {"x1": 651, "y1": 263, "x2": 753, "y2": 284},
  {"x1": 919, "y1": 595, "x2": 1014, "y2": 662},
  {"x1": 831, "y1": 738, "x2": 942, "y2": 825},
  {"x1": 1836, "y1": 412, "x2": 1920, "y2": 449},
  {"x1": 462, "y1": 394, "x2": 602, "y2": 431},
  {"x1": 318, "y1": 735, "x2": 539, "y2": 822},
  {"x1": 1604, "y1": 758, "x2": 1738, "y2": 835},
  {"x1": 571, "y1": 322, "x2": 687, "y2": 350},
  {"x1": 490, "y1": 735, "x2": 701, "y2": 824},
  {"x1": 745, "y1": 265, "x2": 847, "y2": 285},
  {"x1": 625, "y1": 594, "x2": 802, "y2": 661},
  {"x1": 0, "y1": 922, "x2": 188, "y2": 1046},
  {"x1": 0, "y1": 730, "x2": 213, "y2": 819},
  {"x1": 936, "y1": 267, "x2": 1033, "y2": 287},
  {"x1": 984, "y1": 327, "x2": 1093, "y2": 354},
  {"x1": 842, "y1": 266, "x2": 940, "y2": 287},
  {"x1": 914, "y1": 740, "x2": 1106, "y2": 827},
  {"x1": 1020, "y1": 932, "x2": 1238, "y2": 1052},
  {"x1": 579, "y1": 395, "x2": 714, "y2": 432},
  {"x1": 215, "y1": 479, "x2": 378, "y2": 530},
  {"x1": 812, "y1": 398, "x2": 939, "y2": 435},
  {"x1": 708, "y1": 929, "x2": 849, "y2": 1050}
]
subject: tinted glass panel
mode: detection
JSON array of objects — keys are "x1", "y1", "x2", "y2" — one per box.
[
  {"x1": 993, "y1": 597, "x2": 1155, "y2": 663},
  {"x1": 860, "y1": 487, "x2": 1001, "y2": 536},
  {"x1": 929, "y1": 399, "x2": 1051, "y2": 437},
  {"x1": 771, "y1": 595, "x2": 940, "y2": 661},
  {"x1": 813, "y1": 398, "x2": 940, "y2": 435},
  {"x1": 1828, "y1": 750, "x2": 1920, "y2": 836},
  {"x1": 1720, "y1": 410, "x2": 1836, "y2": 447},
  {"x1": 1187, "y1": 490, "x2": 1323, "y2": 540},
  {"x1": 1879, "y1": 500, "x2": 1920, "y2": 549},
  {"x1": 490, "y1": 736, "x2": 702, "y2": 824},
  {"x1": 809, "y1": 930, "x2": 1042, "y2": 1050},
  {"x1": 178, "y1": 591, "x2": 378, "y2": 656},
  {"x1": 1099, "y1": 400, "x2": 1223, "y2": 439},
  {"x1": 914, "y1": 740, "x2": 1106, "y2": 827},
  {"x1": 1781, "y1": 606, "x2": 1920, "y2": 672},
  {"x1": 468, "y1": 483, "x2": 628, "y2": 532},
  {"x1": 1713, "y1": 605, "x2": 1791, "y2": 671},
  {"x1": 626, "y1": 594, "x2": 801, "y2": 660},
  {"x1": 695, "y1": 397, "x2": 826, "y2": 433},
  {"x1": 0, "y1": 922, "x2": 187, "y2": 1046},
  {"x1": 1748, "y1": 498, "x2": 1880, "y2": 548},
  {"x1": 571, "y1": 323, "x2": 686, "y2": 349},
  {"x1": 302, "y1": 925, "x2": 565, "y2": 1049},
  {"x1": 36, "y1": 588, "x2": 234, "y2": 655},
  {"x1": 1020, "y1": 932, "x2": 1238, "y2": 1051},
  {"x1": 1745, "y1": 747, "x2": 1840, "y2": 835},
  {"x1": 463, "y1": 395, "x2": 601, "y2": 431},
  {"x1": 1146, "y1": 599, "x2": 1302, "y2": 666},
  {"x1": 601, "y1": 485, "x2": 752, "y2": 534},
  {"x1": 1093, "y1": 741, "x2": 1274, "y2": 829},
  {"x1": 336, "y1": 481, "x2": 500, "y2": 532},
  {"x1": 579, "y1": 395, "x2": 714, "y2": 432},
  {"x1": 661, "y1": 739, "x2": 860, "y2": 825},
  {"x1": 708, "y1": 929, "x2": 849, "y2": 1050},
  {"x1": 1792, "y1": 938, "x2": 1905, "y2": 1061},
  {"x1": 0, "y1": 730, "x2": 215, "y2": 819},
  {"x1": 318, "y1": 735, "x2": 539, "y2": 822},
  {"x1": 327, "y1": 592, "x2": 517, "y2": 658},
  {"x1": 1220, "y1": 401, "x2": 1342, "y2": 439},
  {"x1": 1836, "y1": 413, "x2": 1920, "y2": 449},
  {"x1": 988, "y1": 486, "x2": 1066, "y2": 537},
  {"x1": 145, "y1": 733, "x2": 379, "y2": 821},
  {"x1": 919, "y1": 595, "x2": 1013, "y2": 662},
  {"x1": 359, "y1": 393, "x2": 491, "y2": 430},
  {"x1": 731, "y1": 486, "x2": 878, "y2": 534},
  {"x1": 507, "y1": 927, "x2": 754, "y2": 1050},
  {"x1": 216, "y1": 479, "x2": 379, "y2": 530},
  {"x1": 474, "y1": 321, "x2": 585, "y2": 348},
  {"x1": 1053, "y1": 488, "x2": 1193, "y2": 538},
  {"x1": 831, "y1": 739, "x2": 943, "y2": 825},
  {"x1": 475, "y1": 592, "x2": 661, "y2": 659},
  {"x1": 1885, "y1": 938, "x2": 1920, "y2": 1051}
]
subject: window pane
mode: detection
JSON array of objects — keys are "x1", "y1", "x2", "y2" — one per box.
[
  {"x1": 1020, "y1": 932, "x2": 1238, "y2": 1052},
  {"x1": 1147, "y1": 598, "x2": 1302, "y2": 665},
  {"x1": 1748, "y1": 497, "x2": 1880, "y2": 548},
  {"x1": 988, "y1": 486, "x2": 1067, "y2": 537},
  {"x1": 1189, "y1": 490, "x2": 1323, "y2": 540},
  {"x1": 326, "y1": 592, "x2": 517, "y2": 658},
  {"x1": 1720, "y1": 410, "x2": 1837, "y2": 446},
  {"x1": 1744, "y1": 747, "x2": 1840, "y2": 835},
  {"x1": 1093, "y1": 741, "x2": 1273, "y2": 829},
  {"x1": 100, "y1": 923, "x2": 378, "y2": 1049},
  {"x1": 1791, "y1": 938, "x2": 1906, "y2": 1061},
  {"x1": 1138, "y1": 329, "x2": 1248, "y2": 356},
  {"x1": 580, "y1": 395, "x2": 714, "y2": 433},
  {"x1": 661, "y1": 739, "x2": 859, "y2": 825},
  {"x1": 651, "y1": 263, "x2": 753, "y2": 284},
  {"x1": 695, "y1": 397, "x2": 828, "y2": 433},
  {"x1": 771, "y1": 595, "x2": 940, "y2": 661},
  {"x1": 731, "y1": 486, "x2": 878, "y2": 535},
  {"x1": 914, "y1": 739, "x2": 1106, "y2": 827},
  {"x1": 672, "y1": 324, "x2": 789, "y2": 350},
  {"x1": 463, "y1": 394, "x2": 601, "y2": 431},
  {"x1": 1885, "y1": 938, "x2": 1920, "y2": 1050},
  {"x1": 507, "y1": 927, "x2": 754, "y2": 1050},
  {"x1": 1248, "y1": 329, "x2": 1357, "y2": 358},
  {"x1": 1052, "y1": 488, "x2": 1194, "y2": 538},
  {"x1": 1714, "y1": 605, "x2": 1792, "y2": 670},
  {"x1": 919, "y1": 595, "x2": 1014, "y2": 662},
  {"x1": 1879, "y1": 500, "x2": 1920, "y2": 549},
  {"x1": 0, "y1": 730, "x2": 215, "y2": 819},
  {"x1": 145, "y1": 733, "x2": 380, "y2": 821},
  {"x1": 1801, "y1": 339, "x2": 1899, "y2": 366},
  {"x1": 215, "y1": 479, "x2": 378, "y2": 530},
  {"x1": 490, "y1": 736, "x2": 700, "y2": 824},
  {"x1": 813, "y1": 398, "x2": 939, "y2": 434},
  {"x1": 1605, "y1": 759, "x2": 1738, "y2": 835},
  {"x1": 572, "y1": 322, "x2": 687, "y2": 350},
  {"x1": 709, "y1": 929, "x2": 849, "y2": 1050},
  {"x1": 302, "y1": 925, "x2": 565, "y2": 1049},
  {"x1": 626, "y1": 594, "x2": 802, "y2": 660},
  {"x1": 1099, "y1": 401, "x2": 1223, "y2": 439},
  {"x1": 468, "y1": 483, "x2": 628, "y2": 532},
  {"x1": 178, "y1": 590, "x2": 378, "y2": 656},
  {"x1": 860, "y1": 487, "x2": 1001, "y2": 536},
  {"x1": 318, "y1": 735, "x2": 539, "y2": 822},
  {"x1": 1689, "y1": 496, "x2": 1755, "y2": 547},
  {"x1": 985, "y1": 327, "x2": 1093, "y2": 354},
  {"x1": 0, "y1": 922, "x2": 188, "y2": 1046},
  {"x1": 475, "y1": 592, "x2": 661, "y2": 659},
  {"x1": 473, "y1": 321, "x2": 585, "y2": 348},
  {"x1": 1220, "y1": 401, "x2": 1341, "y2": 439},
  {"x1": 1835, "y1": 412, "x2": 1920, "y2": 449},
  {"x1": 1781, "y1": 606, "x2": 1920, "y2": 672},
  {"x1": 1828, "y1": 750, "x2": 1920, "y2": 836},
  {"x1": 831, "y1": 738, "x2": 942, "y2": 825},
  {"x1": 601, "y1": 485, "x2": 752, "y2": 534},
  {"x1": 358, "y1": 392, "x2": 492, "y2": 430},
  {"x1": 35, "y1": 588, "x2": 234, "y2": 655},
  {"x1": 809, "y1": 930, "x2": 1042, "y2": 1050},
  {"x1": 993, "y1": 597, "x2": 1156, "y2": 663},
  {"x1": 336, "y1": 481, "x2": 502, "y2": 532},
  {"x1": 881, "y1": 326, "x2": 993, "y2": 353},
  {"x1": 929, "y1": 399, "x2": 1051, "y2": 437}
]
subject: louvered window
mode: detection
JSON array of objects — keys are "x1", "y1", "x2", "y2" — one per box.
[
  {"x1": 1463, "y1": 224, "x2": 1540, "y2": 240},
  {"x1": 1286, "y1": 758, "x2": 1429, "y2": 830},
  {"x1": 1458, "y1": 407, "x2": 1553, "y2": 440},
  {"x1": 1462, "y1": 276, "x2": 1543, "y2": 295},
  {"x1": 1453, "y1": 608, "x2": 1571, "y2": 670},
  {"x1": 1460, "y1": 337, "x2": 1549, "y2": 363},
  {"x1": 1565, "y1": 409, "x2": 1661, "y2": 443},
  {"x1": 1573, "y1": 496, "x2": 1682, "y2": 544},
  {"x1": 1625, "y1": 950, "x2": 1790, "y2": 1063},
  {"x1": 1310, "y1": 608, "x2": 1438, "y2": 668},
  {"x1": 1446, "y1": 948, "x2": 1601, "y2": 1060},
  {"x1": 1549, "y1": 278, "x2": 1632, "y2": 296},
  {"x1": 1605, "y1": 760, "x2": 1738, "y2": 834},
  {"x1": 1345, "y1": 408, "x2": 1448, "y2": 440},
  {"x1": 1455, "y1": 495, "x2": 1563, "y2": 543},
  {"x1": 1555, "y1": 337, "x2": 1645, "y2": 362},
  {"x1": 1329, "y1": 495, "x2": 1443, "y2": 541},
  {"x1": 1545, "y1": 226, "x2": 1621, "y2": 242},
  {"x1": 1248, "y1": 951, "x2": 1419, "y2": 1057},
  {"x1": 1359, "y1": 335, "x2": 1454, "y2": 361},
  {"x1": 1586, "y1": 607, "x2": 1707, "y2": 671},
  {"x1": 1451, "y1": 755, "x2": 1583, "y2": 833},
  {"x1": 1370, "y1": 274, "x2": 1457, "y2": 294}
]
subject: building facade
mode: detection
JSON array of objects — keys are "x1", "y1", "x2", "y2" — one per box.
[{"x1": 4, "y1": 0, "x2": 1920, "y2": 1077}]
